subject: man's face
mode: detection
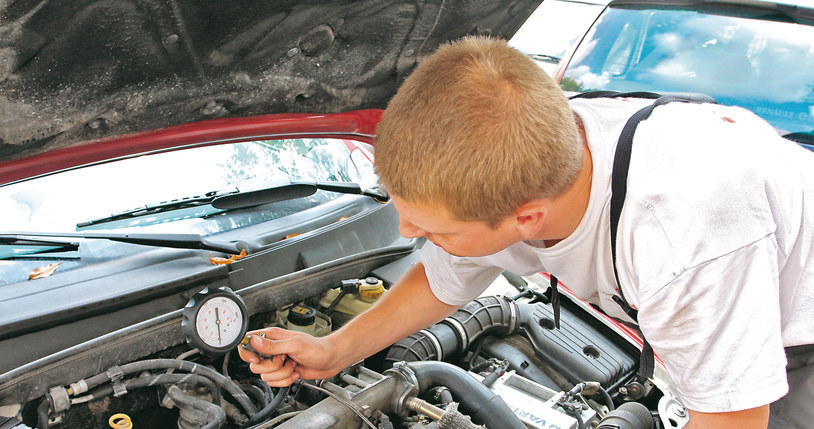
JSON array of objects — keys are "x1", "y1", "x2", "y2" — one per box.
[{"x1": 391, "y1": 195, "x2": 521, "y2": 257}]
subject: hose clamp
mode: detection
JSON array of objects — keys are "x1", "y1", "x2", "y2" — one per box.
[
  {"x1": 418, "y1": 329, "x2": 444, "y2": 361},
  {"x1": 443, "y1": 317, "x2": 470, "y2": 351}
]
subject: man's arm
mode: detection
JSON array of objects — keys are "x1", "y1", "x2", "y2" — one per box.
[
  {"x1": 686, "y1": 404, "x2": 770, "y2": 429},
  {"x1": 238, "y1": 262, "x2": 459, "y2": 386}
]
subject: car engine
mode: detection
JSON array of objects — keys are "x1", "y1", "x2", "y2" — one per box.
[{"x1": 1, "y1": 263, "x2": 688, "y2": 429}]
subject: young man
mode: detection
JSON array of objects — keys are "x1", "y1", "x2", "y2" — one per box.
[{"x1": 239, "y1": 37, "x2": 814, "y2": 428}]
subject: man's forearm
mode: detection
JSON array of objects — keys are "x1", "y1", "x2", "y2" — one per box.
[
  {"x1": 324, "y1": 262, "x2": 459, "y2": 369},
  {"x1": 685, "y1": 405, "x2": 769, "y2": 429}
]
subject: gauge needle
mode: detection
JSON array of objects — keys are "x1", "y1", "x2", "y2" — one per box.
[{"x1": 215, "y1": 307, "x2": 222, "y2": 344}]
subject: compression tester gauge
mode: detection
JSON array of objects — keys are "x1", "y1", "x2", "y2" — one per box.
[{"x1": 182, "y1": 286, "x2": 249, "y2": 355}]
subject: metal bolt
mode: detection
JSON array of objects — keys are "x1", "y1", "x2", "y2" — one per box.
[{"x1": 670, "y1": 404, "x2": 687, "y2": 418}]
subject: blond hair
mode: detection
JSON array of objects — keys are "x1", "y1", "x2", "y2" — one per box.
[{"x1": 374, "y1": 36, "x2": 582, "y2": 226}]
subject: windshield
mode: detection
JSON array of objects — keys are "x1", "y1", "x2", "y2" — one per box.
[
  {"x1": 510, "y1": 0, "x2": 607, "y2": 74},
  {"x1": 560, "y1": 5, "x2": 814, "y2": 137},
  {"x1": 0, "y1": 138, "x2": 376, "y2": 261}
]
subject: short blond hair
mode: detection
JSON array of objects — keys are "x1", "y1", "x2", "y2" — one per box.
[{"x1": 374, "y1": 36, "x2": 582, "y2": 226}]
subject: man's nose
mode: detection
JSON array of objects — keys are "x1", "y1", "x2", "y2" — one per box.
[{"x1": 398, "y1": 219, "x2": 426, "y2": 239}]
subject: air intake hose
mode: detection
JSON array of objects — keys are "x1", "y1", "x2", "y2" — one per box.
[
  {"x1": 404, "y1": 361, "x2": 526, "y2": 429},
  {"x1": 596, "y1": 402, "x2": 654, "y2": 429},
  {"x1": 385, "y1": 296, "x2": 518, "y2": 365}
]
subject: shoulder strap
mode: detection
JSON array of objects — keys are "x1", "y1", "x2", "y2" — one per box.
[
  {"x1": 610, "y1": 96, "x2": 680, "y2": 320},
  {"x1": 608, "y1": 94, "x2": 711, "y2": 381}
]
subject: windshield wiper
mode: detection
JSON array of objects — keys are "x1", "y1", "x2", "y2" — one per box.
[
  {"x1": 211, "y1": 181, "x2": 389, "y2": 210},
  {"x1": 77, "y1": 189, "x2": 239, "y2": 228},
  {"x1": 1, "y1": 232, "x2": 247, "y2": 255},
  {"x1": 783, "y1": 131, "x2": 814, "y2": 147},
  {"x1": 0, "y1": 236, "x2": 81, "y2": 259},
  {"x1": 78, "y1": 182, "x2": 387, "y2": 228}
]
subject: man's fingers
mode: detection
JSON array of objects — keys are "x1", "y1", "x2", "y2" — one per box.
[
  {"x1": 249, "y1": 354, "x2": 288, "y2": 373},
  {"x1": 258, "y1": 359, "x2": 299, "y2": 385},
  {"x1": 236, "y1": 343, "x2": 261, "y2": 364},
  {"x1": 247, "y1": 327, "x2": 300, "y2": 341},
  {"x1": 248, "y1": 331, "x2": 299, "y2": 358}
]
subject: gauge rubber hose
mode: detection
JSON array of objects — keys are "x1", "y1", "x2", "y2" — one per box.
[
  {"x1": 238, "y1": 385, "x2": 291, "y2": 429},
  {"x1": 80, "y1": 359, "x2": 256, "y2": 414},
  {"x1": 83, "y1": 373, "x2": 221, "y2": 405}
]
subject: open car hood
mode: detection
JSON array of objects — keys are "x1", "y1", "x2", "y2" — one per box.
[{"x1": 0, "y1": 0, "x2": 540, "y2": 168}]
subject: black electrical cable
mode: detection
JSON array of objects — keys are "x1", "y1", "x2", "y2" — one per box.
[
  {"x1": 248, "y1": 378, "x2": 272, "y2": 404},
  {"x1": 240, "y1": 383, "x2": 268, "y2": 408},
  {"x1": 598, "y1": 386, "x2": 615, "y2": 411},
  {"x1": 565, "y1": 406, "x2": 586, "y2": 429},
  {"x1": 238, "y1": 385, "x2": 291, "y2": 429}
]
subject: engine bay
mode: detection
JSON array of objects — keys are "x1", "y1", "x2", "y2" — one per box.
[{"x1": 1, "y1": 255, "x2": 689, "y2": 429}]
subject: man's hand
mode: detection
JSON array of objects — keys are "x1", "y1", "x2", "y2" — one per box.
[
  {"x1": 686, "y1": 404, "x2": 769, "y2": 429},
  {"x1": 236, "y1": 263, "x2": 459, "y2": 387},
  {"x1": 237, "y1": 327, "x2": 345, "y2": 387}
]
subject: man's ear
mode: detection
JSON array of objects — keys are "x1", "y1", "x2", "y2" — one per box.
[{"x1": 513, "y1": 200, "x2": 548, "y2": 240}]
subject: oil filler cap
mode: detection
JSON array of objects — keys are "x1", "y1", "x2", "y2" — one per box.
[{"x1": 287, "y1": 304, "x2": 317, "y2": 326}]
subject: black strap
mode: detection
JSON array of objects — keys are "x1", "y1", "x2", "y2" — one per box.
[
  {"x1": 550, "y1": 274, "x2": 561, "y2": 329},
  {"x1": 608, "y1": 94, "x2": 710, "y2": 381},
  {"x1": 610, "y1": 96, "x2": 681, "y2": 321}
]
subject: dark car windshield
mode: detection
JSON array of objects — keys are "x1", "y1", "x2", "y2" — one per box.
[{"x1": 560, "y1": 5, "x2": 814, "y2": 137}]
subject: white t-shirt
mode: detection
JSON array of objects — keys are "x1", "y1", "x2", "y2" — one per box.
[{"x1": 419, "y1": 97, "x2": 814, "y2": 412}]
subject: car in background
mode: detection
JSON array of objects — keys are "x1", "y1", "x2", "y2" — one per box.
[
  {"x1": 510, "y1": 0, "x2": 609, "y2": 75},
  {"x1": 552, "y1": 0, "x2": 814, "y2": 149},
  {"x1": 0, "y1": 1, "x2": 689, "y2": 428}
]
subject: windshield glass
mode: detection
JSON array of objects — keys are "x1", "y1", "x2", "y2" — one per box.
[
  {"x1": 510, "y1": 0, "x2": 607, "y2": 74},
  {"x1": 1, "y1": 138, "x2": 376, "y2": 236},
  {"x1": 561, "y1": 5, "x2": 814, "y2": 136}
]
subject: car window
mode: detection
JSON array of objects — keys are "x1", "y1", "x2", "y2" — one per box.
[{"x1": 561, "y1": 6, "x2": 814, "y2": 137}]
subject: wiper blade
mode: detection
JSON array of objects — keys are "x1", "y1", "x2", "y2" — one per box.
[
  {"x1": 211, "y1": 181, "x2": 389, "y2": 210},
  {"x1": 0, "y1": 236, "x2": 80, "y2": 250},
  {"x1": 783, "y1": 131, "x2": 814, "y2": 147},
  {"x1": 0, "y1": 236, "x2": 80, "y2": 258},
  {"x1": 1, "y1": 232, "x2": 247, "y2": 255},
  {"x1": 77, "y1": 189, "x2": 238, "y2": 228}
]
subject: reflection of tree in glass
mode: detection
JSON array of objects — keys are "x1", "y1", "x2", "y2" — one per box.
[
  {"x1": 218, "y1": 139, "x2": 354, "y2": 188},
  {"x1": 201, "y1": 138, "x2": 360, "y2": 235},
  {"x1": 196, "y1": 198, "x2": 326, "y2": 235},
  {"x1": 560, "y1": 77, "x2": 584, "y2": 92}
]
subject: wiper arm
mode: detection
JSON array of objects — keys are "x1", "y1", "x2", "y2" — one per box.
[
  {"x1": 2, "y1": 232, "x2": 247, "y2": 255},
  {"x1": 211, "y1": 181, "x2": 389, "y2": 210},
  {"x1": 77, "y1": 189, "x2": 238, "y2": 228}
]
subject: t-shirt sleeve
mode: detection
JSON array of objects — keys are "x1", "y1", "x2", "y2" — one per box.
[
  {"x1": 419, "y1": 242, "x2": 505, "y2": 306},
  {"x1": 637, "y1": 236, "x2": 788, "y2": 412}
]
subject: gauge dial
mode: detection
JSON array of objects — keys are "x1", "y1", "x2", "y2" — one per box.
[{"x1": 182, "y1": 286, "x2": 248, "y2": 355}]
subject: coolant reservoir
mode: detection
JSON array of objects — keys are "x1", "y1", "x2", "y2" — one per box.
[
  {"x1": 319, "y1": 277, "x2": 385, "y2": 317},
  {"x1": 272, "y1": 304, "x2": 332, "y2": 337}
]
